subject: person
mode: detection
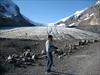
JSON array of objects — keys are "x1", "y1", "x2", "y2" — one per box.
[{"x1": 45, "y1": 35, "x2": 58, "y2": 73}]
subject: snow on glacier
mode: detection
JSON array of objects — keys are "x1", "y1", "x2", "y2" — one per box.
[{"x1": 0, "y1": 27, "x2": 100, "y2": 40}]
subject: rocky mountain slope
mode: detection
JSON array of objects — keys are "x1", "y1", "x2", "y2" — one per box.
[
  {"x1": 0, "y1": 0, "x2": 43, "y2": 27},
  {"x1": 55, "y1": 0, "x2": 100, "y2": 27}
]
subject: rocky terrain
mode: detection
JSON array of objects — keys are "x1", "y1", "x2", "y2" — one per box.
[{"x1": 0, "y1": 38, "x2": 100, "y2": 75}]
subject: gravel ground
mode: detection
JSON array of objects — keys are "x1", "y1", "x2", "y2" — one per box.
[{"x1": 3, "y1": 41, "x2": 100, "y2": 75}]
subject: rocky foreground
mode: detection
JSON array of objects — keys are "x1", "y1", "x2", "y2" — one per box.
[{"x1": 0, "y1": 38, "x2": 99, "y2": 75}]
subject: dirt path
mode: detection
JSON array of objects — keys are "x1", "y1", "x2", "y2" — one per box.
[{"x1": 61, "y1": 42, "x2": 100, "y2": 75}]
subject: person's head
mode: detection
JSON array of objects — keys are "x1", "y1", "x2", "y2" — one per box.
[{"x1": 48, "y1": 35, "x2": 53, "y2": 41}]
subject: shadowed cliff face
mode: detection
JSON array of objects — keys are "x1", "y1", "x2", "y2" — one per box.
[
  {"x1": 0, "y1": 0, "x2": 19, "y2": 17},
  {"x1": 0, "y1": 0, "x2": 43, "y2": 27}
]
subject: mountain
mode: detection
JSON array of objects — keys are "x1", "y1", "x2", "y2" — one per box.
[
  {"x1": 0, "y1": 0, "x2": 43, "y2": 27},
  {"x1": 55, "y1": 0, "x2": 100, "y2": 27}
]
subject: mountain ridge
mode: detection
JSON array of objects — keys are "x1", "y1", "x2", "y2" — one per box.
[
  {"x1": 55, "y1": 1, "x2": 100, "y2": 27},
  {"x1": 0, "y1": 0, "x2": 43, "y2": 27}
]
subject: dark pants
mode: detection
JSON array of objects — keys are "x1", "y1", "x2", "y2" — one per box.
[{"x1": 46, "y1": 52, "x2": 53, "y2": 72}]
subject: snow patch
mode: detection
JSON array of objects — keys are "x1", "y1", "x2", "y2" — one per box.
[
  {"x1": 74, "y1": 8, "x2": 87, "y2": 17},
  {"x1": 48, "y1": 23, "x2": 54, "y2": 26},
  {"x1": 57, "y1": 24, "x2": 66, "y2": 27},
  {"x1": 90, "y1": 13, "x2": 94, "y2": 17},
  {"x1": 59, "y1": 16, "x2": 71, "y2": 22},
  {"x1": 84, "y1": 13, "x2": 94, "y2": 20},
  {"x1": 68, "y1": 23, "x2": 75, "y2": 26},
  {"x1": 96, "y1": 0, "x2": 100, "y2": 4},
  {"x1": 84, "y1": 17, "x2": 89, "y2": 20}
]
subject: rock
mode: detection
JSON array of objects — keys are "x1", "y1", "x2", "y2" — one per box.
[
  {"x1": 7, "y1": 55, "x2": 12, "y2": 60},
  {"x1": 88, "y1": 40, "x2": 95, "y2": 43},
  {"x1": 55, "y1": 49, "x2": 64, "y2": 56},
  {"x1": 79, "y1": 40, "x2": 88, "y2": 45},
  {"x1": 6, "y1": 55, "x2": 12, "y2": 62},
  {"x1": 41, "y1": 49, "x2": 46, "y2": 55}
]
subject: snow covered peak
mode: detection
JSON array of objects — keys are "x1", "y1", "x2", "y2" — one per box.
[
  {"x1": 55, "y1": 1, "x2": 100, "y2": 26},
  {"x1": 74, "y1": 8, "x2": 87, "y2": 17},
  {"x1": 96, "y1": 0, "x2": 100, "y2": 4},
  {"x1": 0, "y1": 0, "x2": 43, "y2": 27},
  {"x1": 58, "y1": 16, "x2": 72, "y2": 22},
  {"x1": 0, "y1": 0, "x2": 18, "y2": 17},
  {"x1": 74, "y1": 10, "x2": 83, "y2": 16},
  {"x1": 56, "y1": 8, "x2": 87, "y2": 24}
]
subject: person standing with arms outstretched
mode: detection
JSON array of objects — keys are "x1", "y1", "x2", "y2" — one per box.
[{"x1": 45, "y1": 35, "x2": 58, "y2": 74}]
